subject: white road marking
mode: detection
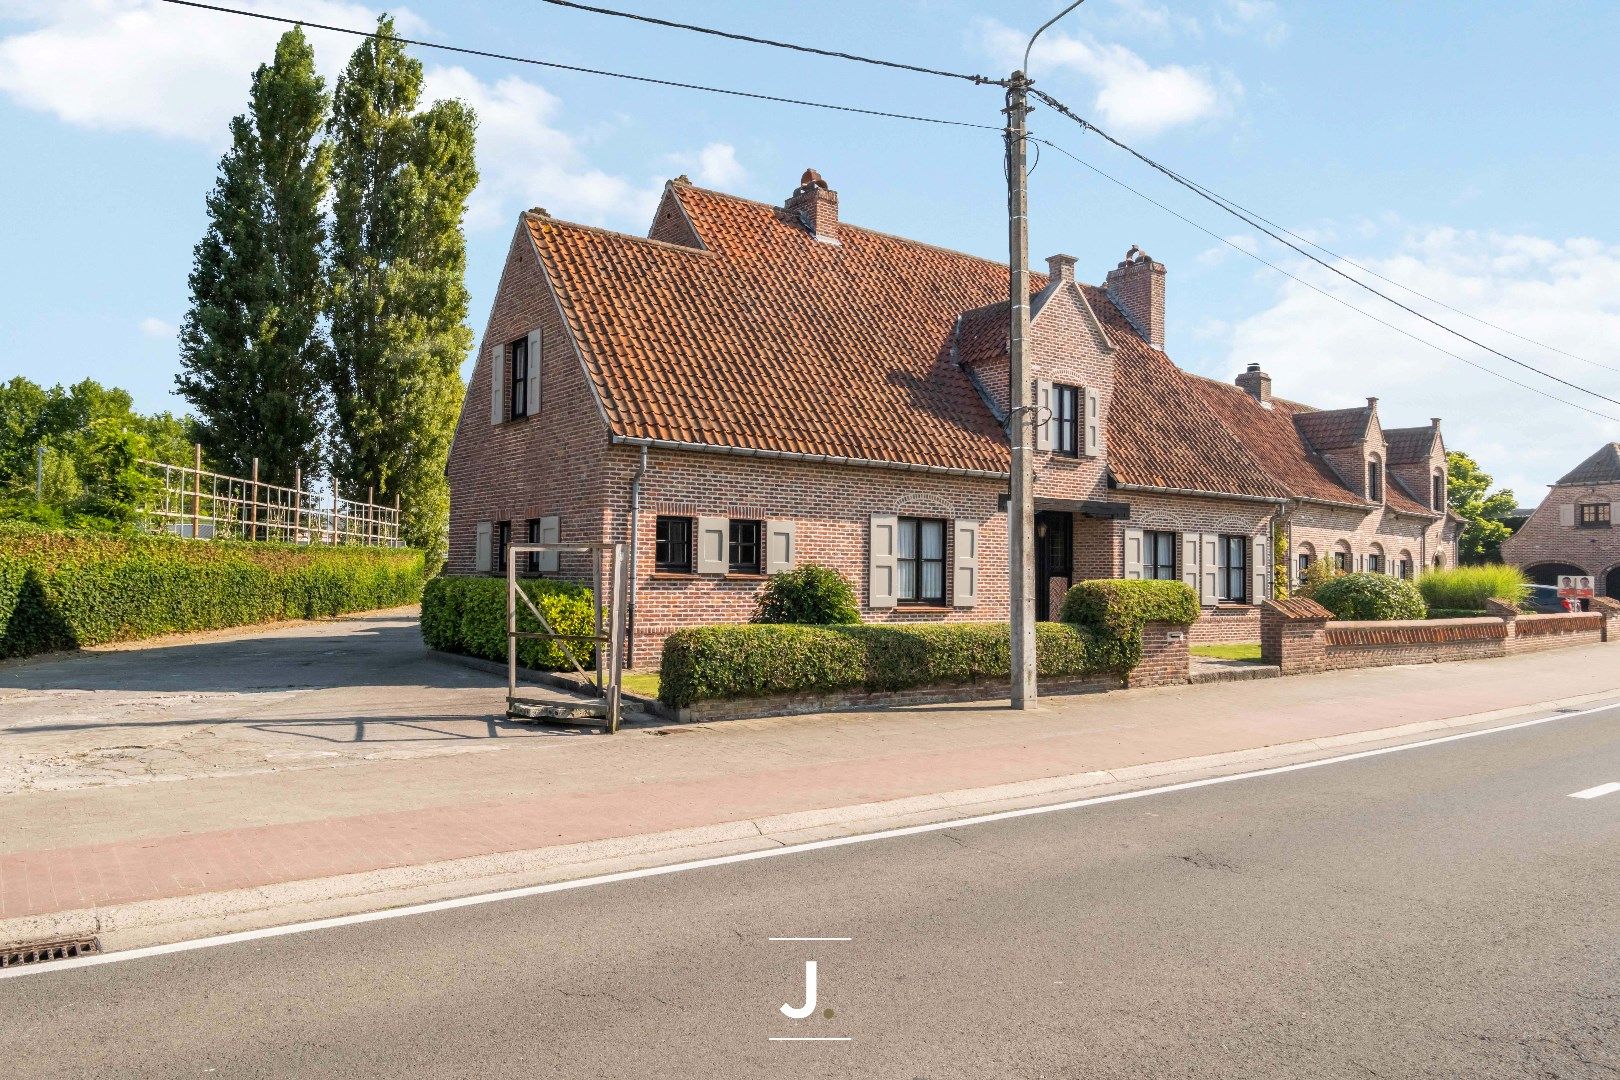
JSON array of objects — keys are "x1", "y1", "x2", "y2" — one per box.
[
  {"x1": 5, "y1": 697, "x2": 1618, "y2": 982},
  {"x1": 1568, "y1": 782, "x2": 1620, "y2": 800}
]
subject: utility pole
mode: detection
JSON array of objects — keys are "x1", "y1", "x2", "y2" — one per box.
[{"x1": 1005, "y1": 70, "x2": 1037, "y2": 710}]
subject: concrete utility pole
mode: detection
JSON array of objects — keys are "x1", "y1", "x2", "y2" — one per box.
[{"x1": 1004, "y1": 71, "x2": 1037, "y2": 710}]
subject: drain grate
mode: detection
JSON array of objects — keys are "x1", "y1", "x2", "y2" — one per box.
[{"x1": 0, "y1": 936, "x2": 101, "y2": 968}]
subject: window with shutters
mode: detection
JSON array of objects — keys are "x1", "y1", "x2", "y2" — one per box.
[
  {"x1": 1218, "y1": 535, "x2": 1248, "y2": 602},
  {"x1": 728, "y1": 519, "x2": 764, "y2": 574},
  {"x1": 656, "y1": 516, "x2": 694, "y2": 573},
  {"x1": 1366, "y1": 551, "x2": 1384, "y2": 574},
  {"x1": 524, "y1": 518, "x2": 542, "y2": 574},
  {"x1": 509, "y1": 337, "x2": 529, "y2": 419},
  {"x1": 1298, "y1": 551, "x2": 1314, "y2": 579},
  {"x1": 1144, "y1": 531, "x2": 1177, "y2": 580},
  {"x1": 1399, "y1": 556, "x2": 1413, "y2": 580},
  {"x1": 896, "y1": 517, "x2": 946, "y2": 605},
  {"x1": 494, "y1": 520, "x2": 512, "y2": 573},
  {"x1": 1334, "y1": 548, "x2": 1352, "y2": 572},
  {"x1": 1578, "y1": 503, "x2": 1611, "y2": 528},
  {"x1": 1053, "y1": 384, "x2": 1079, "y2": 457}
]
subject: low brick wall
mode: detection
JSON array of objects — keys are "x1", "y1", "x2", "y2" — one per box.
[
  {"x1": 1131, "y1": 620, "x2": 1191, "y2": 688},
  {"x1": 1261, "y1": 596, "x2": 1619, "y2": 675},
  {"x1": 1190, "y1": 605, "x2": 1261, "y2": 644}
]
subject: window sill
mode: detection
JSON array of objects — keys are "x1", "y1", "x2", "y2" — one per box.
[
  {"x1": 724, "y1": 572, "x2": 767, "y2": 581},
  {"x1": 895, "y1": 605, "x2": 953, "y2": 614},
  {"x1": 649, "y1": 571, "x2": 696, "y2": 580}
]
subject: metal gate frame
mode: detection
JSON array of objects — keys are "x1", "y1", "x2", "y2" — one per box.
[{"x1": 505, "y1": 541, "x2": 627, "y2": 733}]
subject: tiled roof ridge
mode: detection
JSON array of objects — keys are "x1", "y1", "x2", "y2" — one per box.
[
  {"x1": 674, "y1": 183, "x2": 1029, "y2": 273},
  {"x1": 524, "y1": 211, "x2": 714, "y2": 259},
  {"x1": 1553, "y1": 441, "x2": 1620, "y2": 486}
]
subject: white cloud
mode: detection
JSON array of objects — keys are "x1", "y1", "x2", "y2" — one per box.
[
  {"x1": 1217, "y1": 228, "x2": 1620, "y2": 500},
  {"x1": 1214, "y1": 0, "x2": 1288, "y2": 47},
  {"x1": 664, "y1": 142, "x2": 747, "y2": 189},
  {"x1": 139, "y1": 316, "x2": 174, "y2": 339},
  {"x1": 982, "y1": 20, "x2": 1235, "y2": 137},
  {"x1": 0, "y1": 1, "x2": 410, "y2": 143}
]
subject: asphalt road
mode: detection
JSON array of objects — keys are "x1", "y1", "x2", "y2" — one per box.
[{"x1": 5, "y1": 705, "x2": 1619, "y2": 1079}]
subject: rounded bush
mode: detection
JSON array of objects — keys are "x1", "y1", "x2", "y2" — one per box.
[
  {"x1": 1311, "y1": 572, "x2": 1427, "y2": 621},
  {"x1": 752, "y1": 564, "x2": 860, "y2": 625}
]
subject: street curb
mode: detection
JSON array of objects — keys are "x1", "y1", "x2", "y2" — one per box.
[{"x1": 6, "y1": 687, "x2": 1620, "y2": 954}]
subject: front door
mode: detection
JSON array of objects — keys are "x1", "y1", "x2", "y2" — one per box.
[{"x1": 1034, "y1": 511, "x2": 1073, "y2": 622}]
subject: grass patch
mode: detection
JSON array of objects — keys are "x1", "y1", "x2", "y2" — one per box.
[
  {"x1": 621, "y1": 671, "x2": 661, "y2": 699},
  {"x1": 1191, "y1": 642, "x2": 1262, "y2": 661}
]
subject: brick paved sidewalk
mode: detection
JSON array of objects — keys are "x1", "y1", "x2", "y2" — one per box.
[{"x1": 3, "y1": 637, "x2": 1619, "y2": 929}]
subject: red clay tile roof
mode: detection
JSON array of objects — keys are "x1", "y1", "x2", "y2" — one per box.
[
  {"x1": 1188, "y1": 377, "x2": 1370, "y2": 506},
  {"x1": 1383, "y1": 425, "x2": 1437, "y2": 465},
  {"x1": 1555, "y1": 442, "x2": 1620, "y2": 486},
  {"x1": 527, "y1": 184, "x2": 1011, "y2": 474},
  {"x1": 953, "y1": 301, "x2": 1010, "y2": 372}
]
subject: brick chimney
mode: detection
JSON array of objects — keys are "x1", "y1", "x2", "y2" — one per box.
[
  {"x1": 1105, "y1": 246, "x2": 1165, "y2": 349},
  {"x1": 1236, "y1": 362, "x2": 1271, "y2": 404},
  {"x1": 1046, "y1": 253, "x2": 1077, "y2": 283},
  {"x1": 784, "y1": 168, "x2": 838, "y2": 245}
]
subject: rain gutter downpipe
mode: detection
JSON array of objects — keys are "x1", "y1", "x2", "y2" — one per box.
[{"x1": 627, "y1": 444, "x2": 648, "y2": 668}]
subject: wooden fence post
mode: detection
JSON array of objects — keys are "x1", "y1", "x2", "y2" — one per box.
[{"x1": 191, "y1": 442, "x2": 201, "y2": 539}]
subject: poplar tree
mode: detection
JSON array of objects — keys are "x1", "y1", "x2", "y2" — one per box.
[
  {"x1": 326, "y1": 15, "x2": 476, "y2": 560},
  {"x1": 176, "y1": 27, "x2": 330, "y2": 484}
]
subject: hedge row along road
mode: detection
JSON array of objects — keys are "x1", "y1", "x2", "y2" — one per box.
[{"x1": 0, "y1": 525, "x2": 426, "y2": 659}]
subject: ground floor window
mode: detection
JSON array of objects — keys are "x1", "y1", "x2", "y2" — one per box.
[
  {"x1": 1142, "y1": 530, "x2": 1176, "y2": 580},
  {"x1": 1219, "y1": 535, "x2": 1248, "y2": 602},
  {"x1": 729, "y1": 519, "x2": 763, "y2": 574},
  {"x1": 1334, "y1": 549, "x2": 1352, "y2": 572},
  {"x1": 1298, "y1": 552, "x2": 1314, "y2": 579},
  {"x1": 655, "y1": 516, "x2": 693, "y2": 573},
  {"x1": 525, "y1": 518, "x2": 542, "y2": 573},
  {"x1": 494, "y1": 520, "x2": 512, "y2": 573},
  {"x1": 897, "y1": 517, "x2": 946, "y2": 605},
  {"x1": 1399, "y1": 557, "x2": 1413, "y2": 580},
  {"x1": 1367, "y1": 552, "x2": 1384, "y2": 574}
]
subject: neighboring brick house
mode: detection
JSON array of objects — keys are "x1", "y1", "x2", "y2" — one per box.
[
  {"x1": 1501, "y1": 443, "x2": 1620, "y2": 596},
  {"x1": 446, "y1": 170, "x2": 1460, "y2": 664}
]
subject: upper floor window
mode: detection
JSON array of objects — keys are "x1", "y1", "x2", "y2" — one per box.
[
  {"x1": 896, "y1": 517, "x2": 946, "y2": 605},
  {"x1": 1432, "y1": 472, "x2": 1445, "y2": 511},
  {"x1": 1053, "y1": 384, "x2": 1080, "y2": 457},
  {"x1": 1218, "y1": 535, "x2": 1247, "y2": 602},
  {"x1": 509, "y1": 337, "x2": 530, "y2": 419},
  {"x1": 1144, "y1": 531, "x2": 1177, "y2": 581},
  {"x1": 1578, "y1": 503, "x2": 1611, "y2": 529},
  {"x1": 729, "y1": 519, "x2": 764, "y2": 574},
  {"x1": 1367, "y1": 458, "x2": 1383, "y2": 503},
  {"x1": 656, "y1": 516, "x2": 693, "y2": 573}
]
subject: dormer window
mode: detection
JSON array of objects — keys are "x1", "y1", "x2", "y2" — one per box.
[
  {"x1": 1053, "y1": 384, "x2": 1079, "y2": 457},
  {"x1": 1432, "y1": 470, "x2": 1445, "y2": 510},
  {"x1": 1367, "y1": 456, "x2": 1383, "y2": 503}
]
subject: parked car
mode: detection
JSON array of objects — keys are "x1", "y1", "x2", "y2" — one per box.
[{"x1": 1520, "y1": 585, "x2": 1587, "y2": 613}]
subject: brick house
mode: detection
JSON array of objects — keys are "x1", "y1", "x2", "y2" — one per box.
[
  {"x1": 1500, "y1": 442, "x2": 1620, "y2": 596},
  {"x1": 445, "y1": 170, "x2": 1461, "y2": 665}
]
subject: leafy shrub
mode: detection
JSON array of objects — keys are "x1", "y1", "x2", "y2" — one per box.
[
  {"x1": 658, "y1": 622, "x2": 1124, "y2": 708},
  {"x1": 1311, "y1": 572, "x2": 1427, "y2": 621},
  {"x1": 1417, "y1": 564, "x2": 1527, "y2": 611},
  {"x1": 0, "y1": 523, "x2": 425, "y2": 659},
  {"x1": 752, "y1": 564, "x2": 860, "y2": 625},
  {"x1": 1297, "y1": 558, "x2": 1341, "y2": 598},
  {"x1": 1058, "y1": 579, "x2": 1199, "y2": 634},
  {"x1": 420, "y1": 574, "x2": 595, "y2": 670}
]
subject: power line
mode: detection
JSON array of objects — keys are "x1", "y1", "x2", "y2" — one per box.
[
  {"x1": 1032, "y1": 87, "x2": 1620, "y2": 407},
  {"x1": 532, "y1": 0, "x2": 1003, "y2": 86},
  {"x1": 1033, "y1": 137, "x2": 1620, "y2": 426},
  {"x1": 155, "y1": 0, "x2": 1000, "y2": 131}
]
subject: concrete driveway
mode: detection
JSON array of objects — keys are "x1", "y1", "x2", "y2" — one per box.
[{"x1": 0, "y1": 609, "x2": 587, "y2": 793}]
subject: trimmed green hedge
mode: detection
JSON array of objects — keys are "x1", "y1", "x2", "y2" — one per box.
[
  {"x1": 0, "y1": 524, "x2": 426, "y2": 659},
  {"x1": 1311, "y1": 572, "x2": 1427, "y2": 621},
  {"x1": 1059, "y1": 579, "x2": 1200, "y2": 633},
  {"x1": 659, "y1": 622, "x2": 1130, "y2": 708},
  {"x1": 420, "y1": 575, "x2": 596, "y2": 670}
]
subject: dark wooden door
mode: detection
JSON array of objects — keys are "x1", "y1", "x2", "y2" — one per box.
[{"x1": 1034, "y1": 512, "x2": 1073, "y2": 622}]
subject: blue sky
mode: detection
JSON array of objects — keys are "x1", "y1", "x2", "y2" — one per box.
[{"x1": 2, "y1": 0, "x2": 1617, "y2": 499}]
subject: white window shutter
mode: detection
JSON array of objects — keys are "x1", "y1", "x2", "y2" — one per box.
[
  {"x1": 696, "y1": 516, "x2": 729, "y2": 574},
  {"x1": 1559, "y1": 504, "x2": 1575, "y2": 527},
  {"x1": 766, "y1": 520, "x2": 797, "y2": 574},
  {"x1": 475, "y1": 521, "x2": 492, "y2": 572},
  {"x1": 488, "y1": 345, "x2": 504, "y2": 426},
  {"x1": 1251, "y1": 531, "x2": 1269, "y2": 604},
  {"x1": 535, "y1": 515, "x2": 560, "y2": 572},
  {"x1": 1199, "y1": 533, "x2": 1219, "y2": 606},
  {"x1": 1123, "y1": 527, "x2": 1144, "y2": 580},
  {"x1": 525, "y1": 330, "x2": 542, "y2": 416},
  {"x1": 869, "y1": 514, "x2": 898, "y2": 608},
  {"x1": 1035, "y1": 379, "x2": 1053, "y2": 452},
  {"x1": 953, "y1": 519, "x2": 980, "y2": 607},
  {"x1": 1180, "y1": 532, "x2": 1199, "y2": 593},
  {"x1": 1083, "y1": 386, "x2": 1101, "y2": 458},
  {"x1": 1612, "y1": 501, "x2": 1620, "y2": 525}
]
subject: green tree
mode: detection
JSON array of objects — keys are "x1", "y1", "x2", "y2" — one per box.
[
  {"x1": 176, "y1": 26, "x2": 330, "y2": 485},
  {"x1": 326, "y1": 15, "x2": 475, "y2": 561},
  {"x1": 1447, "y1": 450, "x2": 1517, "y2": 564}
]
